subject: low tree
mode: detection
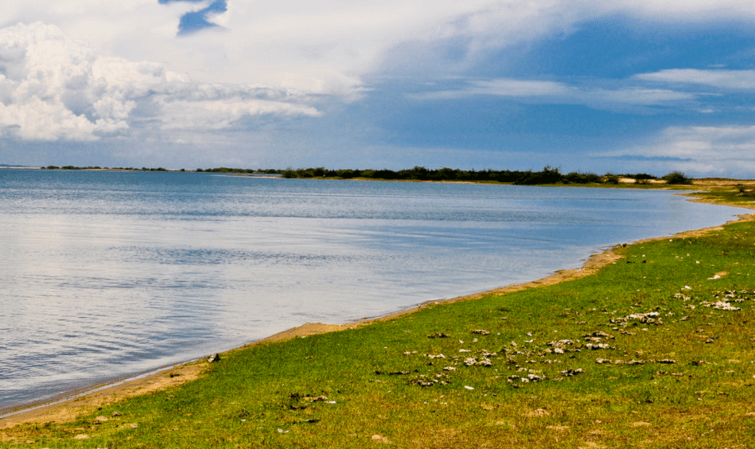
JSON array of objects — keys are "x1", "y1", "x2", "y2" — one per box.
[{"x1": 663, "y1": 171, "x2": 692, "y2": 185}]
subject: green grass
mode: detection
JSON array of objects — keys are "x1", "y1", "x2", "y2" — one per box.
[{"x1": 4, "y1": 192, "x2": 755, "y2": 448}]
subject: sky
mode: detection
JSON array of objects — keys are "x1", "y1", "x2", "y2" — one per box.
[{"x1": 1, "y1": 1, "x2": 755, "y2": 176}]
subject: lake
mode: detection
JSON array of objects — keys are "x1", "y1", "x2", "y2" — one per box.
[{"x1": 0, "y1": 170, "x2": 749, "y2": 412}]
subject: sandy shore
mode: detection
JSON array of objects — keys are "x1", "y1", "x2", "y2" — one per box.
[{"x1": 2, "y1": 187, "x2": 752, "y2": 430}]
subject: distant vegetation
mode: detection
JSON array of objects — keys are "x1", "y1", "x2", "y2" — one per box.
[
  {"x1": 43, "y1": 166, "x2": 170, "y2": 172},
  {"x1": 40, "y1": 165, "x2": 696, "y2": 186},
  {"x1": 279, "y1": 166, "x2": 672, "y2": 186},
  {"x1": 662, "y1": 171, "x2": 692, "y2": 185}
]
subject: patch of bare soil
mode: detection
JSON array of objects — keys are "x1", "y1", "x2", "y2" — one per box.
[{"x1": 0, "y1": 362, "x2": 205, "y2": 430}]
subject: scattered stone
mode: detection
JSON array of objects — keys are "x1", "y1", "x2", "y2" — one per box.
[
  {"x1": 411, "y1": 374, "x2": 448, "y2": 387},
  {"x1": 547, "y1": 339, "x2": 574, "y2": 354},
  {"x1": 595, "y1": 358, "x2": 611, "y2": 364},
  {"x1": 472, "y1": 329, "x2": 490, "y2": 335},
  {"x1": 584, "y1": 331, "x2": 614, "y2": 339},
  {"x1": 657, "y1": 359, "x2": 676, "y2": 364},
  {"x1": 560, "y1": 368, "x2": 584, "y2": 377},
  {"x1": 626, "y1": 360, "x2": 645, "y2": 365},
  {"x1": 585, "y1": 343, "x2": 612, "y2": 350},
  {"x1": 424, "y1": 353, "x2": 446, "y2": 359},
  {"x1": 464, "y1": 385, "x2": 474, "y2": 390},
  {"x1": 305, "y1": 395, "x2": 329, "y2": 402},
  {"x1": 112, "y1": 412, "x2": 122, "y2": 417},
  {"x1": 527, "y1": 373, "x2": 546, "y2": 382},
  {"x1": 428, "y1": 332, "x2": 450, "y2": 338},
  {"x1": 459, "y1": 349, "x2": 472, "y2": 353},
  {"x1": 388, "y1": 371, "x2": 409, "y2": 375},
  {"x1": 372, "y1": 434, "x2": 391, "y2": 444},
  {"x1": 443, "y1": 366, "x2": 457, "y2": 371},
  {"x1": 611, "y1": 312, "x2": 662, "y2": 326},
  {"x1": 207, "y1": 353, "x2": 221, "y2": 363},
  {"x1": 703, "y1": 301, "x2": 741, "y2": 311}
]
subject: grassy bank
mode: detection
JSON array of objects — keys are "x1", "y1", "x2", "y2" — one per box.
[{"x1": 3, "y1": 188, "x2": 755, "y2": 448}]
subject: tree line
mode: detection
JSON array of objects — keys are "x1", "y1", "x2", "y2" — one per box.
[
  {"x1": 280, "y1": 166, "x2": 691, "y2": 185},
  {"x1": 41, "y1": 165, "x2": 693, "y2": 185}
]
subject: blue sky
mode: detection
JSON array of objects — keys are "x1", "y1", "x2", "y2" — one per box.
[{"x1": 2, "y1": 1, "x2": 755, "y2": 176}]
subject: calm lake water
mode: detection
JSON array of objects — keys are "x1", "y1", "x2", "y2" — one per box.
[{"x1": 0, "y1": 170, "x2": 749, "y2": 411}]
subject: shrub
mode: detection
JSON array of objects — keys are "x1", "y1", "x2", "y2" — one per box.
[
  {"x1": 602, "y1": 175, "x2": 619, "y2": 185},
  {"x1": 564, "y1": 172, "x2": 601, "y2": 184},
  {"x1": 513, "y1": 166, "x2": 563, "y2": 185},
  {"x1": 663, "y1": 171, "x2": 692, "y2": 185}
]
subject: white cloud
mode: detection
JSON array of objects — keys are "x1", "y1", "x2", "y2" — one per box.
[
  {"x1": 411, "y1": 78, "x2": 695, "y2": 109},
  {"x1": 635, "y1": 69, "x2": 755, "y2": 90},
  {"x1": 0, "y1": 22, "x2": 319, "y2": 142},
  {"x1": 157, "y1": 98, "x2": 320, "y2": 131},
  {"x1": 613, "y1": 125, "x2": 755, "y2": 176},
  {"x1": 3, "y1": 0, "x2": 755, "y2": 98},
  {"x1": 2, "y1": 0, "x2": 755, "y2": 154}
]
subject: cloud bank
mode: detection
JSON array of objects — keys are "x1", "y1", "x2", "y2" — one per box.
[
  {"x1": 2, "y1": 1, "x2": 755, "y2": 174},
  {"x1": 0, "y1": 22, "x2": 318, "y2": 142}
]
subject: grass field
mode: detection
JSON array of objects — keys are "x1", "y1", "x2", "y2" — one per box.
[{"x1": 2, "y1": 183, "x2": 755, "y2": 448}]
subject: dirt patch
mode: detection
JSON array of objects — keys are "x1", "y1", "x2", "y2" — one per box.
[
  {"x1": 246, "y1": 322, "x2": 356, "y2": 345},
  {"x1": 525, "y1": 408, "x2": 551, "y2": 417},
  {"x1": 0, "y1": 362, "x2": 205, "y2": 430}
]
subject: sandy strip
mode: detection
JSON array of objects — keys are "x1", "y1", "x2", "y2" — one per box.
[{"x1": 2, "y1": 193, "x2": 752, "y2": 430}]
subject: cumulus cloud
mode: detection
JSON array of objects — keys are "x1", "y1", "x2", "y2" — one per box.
[
  {"x1": 0, "y1": 22, "x2": 319, "y2": 142},
  {"x1": 4, "y1": 0, "x2": 755, "y2": 98}
]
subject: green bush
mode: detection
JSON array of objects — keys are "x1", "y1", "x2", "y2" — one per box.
[{"x1": 663, "y1": 171, "x2": 692, "y2": 185}]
